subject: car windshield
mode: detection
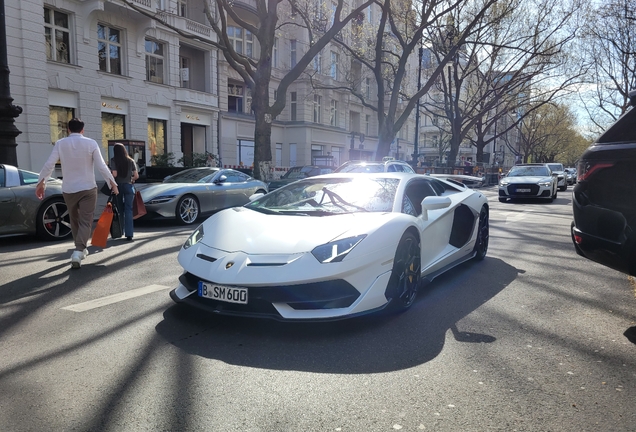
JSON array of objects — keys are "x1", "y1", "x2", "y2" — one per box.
[
  {"x1": 246, "y1": 177, "x2": 400, "y2": 215},
  {"x1": 508, "y1": 166, "x2": 550, "y2": 177},
  {"x1": 164, "y1": 168, "x2": 218, "y2": 183},
  {"x1": 547, "y1": 164, "x2": 563, "y2": 172},
  {"x1": 338, "y1": 163, "x2": 384, "y2": 173}
]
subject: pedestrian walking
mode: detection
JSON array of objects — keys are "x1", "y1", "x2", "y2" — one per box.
[
  {"x1": 35, "y1": 118, "x2": 119, "y2": 268},
  {"x1": 110, "y1": 143, "x2": 139, "y2": 241}
]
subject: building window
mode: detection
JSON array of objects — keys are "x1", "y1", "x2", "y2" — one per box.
[
  {"x1": 330, "y1": 52, "x2": 339, "y2": 80},
  {"x1": 237, "y1": 139, "x2": 255, "y2": 166},
  {"x1": 228, "y1": 26, "x2": 253, "y2": 58},
  {"x1": 228, "y1": 83, "x2": 245, "y2": 113},
  {"x1": 330, "y1": 100, "x2": 338, "y2": 126},
  {"x1": 44, "y1": 8, "x2": 70, "y2": 64},
  {"x1": 49, "y1": 106, "x2": 74, "y2": 145},
  {"x1": 246, "y1": 88, "x2": 252, "y2": 114},
  {"x1": 145, "y1": 39, "x2": 164, "y2": 84},
  {"x1": 276, "y1": 143, "x2": 283, "y2": 166},
  {"x1": 290, "y1": 40, "x2": 297, "y2": 67},
  {"x1": 365, "y1": 78, "x2": 371, "y2": 99},
  {"x1": 365, "y1": 114, "x2": 370, "y2": 135},
  {"x1": 180, "y1": 56, "x2": 190, "y2": 88},
  {"x1": 290, "y1": 92, "x2": 297, "y2": 121},
  {"x1": 177, "y1": 0, "x2": 187, "y2": 17},
  {"x1": 331, "y1": 146, "x2": 342, "y2": 167},
  {"x1": 97, "y1": 24, "x2": 122, "y2": 75},
  {"x1": 273, "y1": 38, "x2": 278, "y2": 68},
  {"x1": 311, "y1": 144, "x2": 325, "y2": 163},
  {"x1": 148, "y1": 119, "x2": 167, "y2": 158},
  {"x1": 313, "y1": 51, "x2": 321, "y2": 73},
  {"x1": 313, "y1": 95, "x2": 321, "y2": 123},
  {"x1": 101, "y1": 113, "x2": 126, "y2": 151}
]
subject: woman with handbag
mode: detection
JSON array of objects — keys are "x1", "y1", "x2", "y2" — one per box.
[{"x1": 110, "y1": 143, "x2": 139, "y2": 241}]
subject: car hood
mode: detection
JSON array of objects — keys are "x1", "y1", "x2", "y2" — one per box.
[
  {"x1": 502, "y1": 176, "x2": 552, "y2": 184},
  {"x1": 199, "y1": 207, "x2": 391, "y2": 254}
]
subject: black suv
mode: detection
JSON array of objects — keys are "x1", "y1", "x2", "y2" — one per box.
[{"x1": 571, "y1": 90, "x2": 636, "y2": 276}]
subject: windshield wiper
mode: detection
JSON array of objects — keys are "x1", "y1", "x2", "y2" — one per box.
[{"x1": 320, "y1": 187, "x2": 369, "y2": 212}]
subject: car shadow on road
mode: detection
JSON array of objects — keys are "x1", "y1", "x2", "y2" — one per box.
[
  {"x1": 155, "y1": 256, "x2": 519, "y2": 374},
  {"x1": 624, "y1": 326, "x2": 636, "y2": 345}
]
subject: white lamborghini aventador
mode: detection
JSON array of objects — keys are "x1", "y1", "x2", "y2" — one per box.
[{"x1": 170, "y1": 173, "x2": 489, "y2": 321}]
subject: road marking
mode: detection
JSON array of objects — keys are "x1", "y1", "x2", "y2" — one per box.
[{"x1": 62, "y1": 284, "x2": 170, "y2": 312}]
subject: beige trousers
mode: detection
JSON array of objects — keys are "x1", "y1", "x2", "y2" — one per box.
[{"x1": 63, "y1": 188, "x2": 97, "y2": 251}]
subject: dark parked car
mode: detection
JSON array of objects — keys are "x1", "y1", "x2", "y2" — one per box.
[
  {"x1": 0, "y1": 164, "x2": 71, "y2": 240},
  {"x1": 571, "y1": 90, "x2": 636, "y2": 276},
  {"x1": 267, "y1": 165, "x2": 333, "y2": 192}
]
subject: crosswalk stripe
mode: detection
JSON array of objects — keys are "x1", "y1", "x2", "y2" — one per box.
[{"x1": 62, "y1": 284, "x2": 170, "y2": 312}]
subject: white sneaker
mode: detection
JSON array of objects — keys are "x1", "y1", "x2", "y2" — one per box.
[
  {"x1": 82, "y1": 249, "x2": 89, "y2": 260},
  {"x1": 71, "y1": 250, "x2": 83, "y2": 269}
]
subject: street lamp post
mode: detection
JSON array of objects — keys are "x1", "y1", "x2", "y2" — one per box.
[{"x1": 0, "y1": 0, "x2": 22, "y2": 166}]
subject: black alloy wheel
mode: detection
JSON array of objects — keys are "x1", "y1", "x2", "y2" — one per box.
[
  {"x1": 388, "y1": 231, "x2": 421, "y2": 312},
  {"x1": 37, "y1": 198, "x2": 72, "y2": 241},
  {"x1": 473, "y1": 206, "x2": 489, "y2": 260}
]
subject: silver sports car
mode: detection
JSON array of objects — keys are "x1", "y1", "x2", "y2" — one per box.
[
  {"x1": 0, "y1": 164, "x2": 71, "y2": 240},
  {"x1": 137, "y1": 167, "x2": 268, "y2": 224}
]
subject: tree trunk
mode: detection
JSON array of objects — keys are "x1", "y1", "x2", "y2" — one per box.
[
  {"x1": 251, "y1": 66, "x2": 273, "y2": 181},
  {"x1": 252, "y1": 109, "x2": 273, "y2": 182},
  {"x1": 376, "y1": 128, "x2": 395, "y2": 161}
]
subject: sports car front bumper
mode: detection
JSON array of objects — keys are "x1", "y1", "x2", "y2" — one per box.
[{"x1": 170, "y1": 241, "x2": 396, "y2": 321}]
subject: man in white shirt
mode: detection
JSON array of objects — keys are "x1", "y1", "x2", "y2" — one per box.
[{"x1": 36, "y1": 118, "x2": 119, "y2": 268}]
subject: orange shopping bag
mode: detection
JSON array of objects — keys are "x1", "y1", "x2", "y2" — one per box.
[{"x1": 91, "y1": 202, "x2": 114, "y2": 248}]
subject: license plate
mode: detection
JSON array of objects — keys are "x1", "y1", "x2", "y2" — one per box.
[
  {"x1": 516, "y1": 188, "x2": 531, "y2": 192},
  {"x1": 198, "y1": 282, "x2": 248, "y2": 304}
]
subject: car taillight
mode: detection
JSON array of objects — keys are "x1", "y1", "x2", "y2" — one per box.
[{"x1": 577, "y1": 161, "x2": 614, "y2": 182}]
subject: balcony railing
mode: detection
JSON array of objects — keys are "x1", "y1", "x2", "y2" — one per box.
[
  {"x1": 156, "y1": 11, "x2": 216, "y2": 43},
  {"x1": 131, "y1": 0, "x2": 151, "y2": 6}
]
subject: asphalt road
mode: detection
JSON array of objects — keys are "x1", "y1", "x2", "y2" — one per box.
[{"x1": 0, "y1": 187, "x2": 634, "y2": 431}]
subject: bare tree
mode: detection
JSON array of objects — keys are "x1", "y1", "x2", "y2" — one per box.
[
  {"x1": 122, "y1": 0, "x2": 374, "y2": 180},
  {"x1": 421, "y1": 0, "x2": 586, "y2": 168},
  {"x1": 315, "y1": 0, "x2": 502, "y2": 161},
  {"x1": 579, "y1": 0, "x2": 636, "y2": 133}
]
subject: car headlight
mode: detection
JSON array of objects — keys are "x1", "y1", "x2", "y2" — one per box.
[
  {"x1": 538, "y1": 181, "x2": 552, "y2": 187},
  {"x1": 499, "y1": 179, "x2": 510, "y2": 186},
  {"x1": 147, "y1": 195, "x2": 176, "y2": 204},
  {"x1": 311, "y1": 235, "x2": 366, "y2": 263},
  {"x1": 183, "y1": 224, "x2": 204, "y2": 249}
]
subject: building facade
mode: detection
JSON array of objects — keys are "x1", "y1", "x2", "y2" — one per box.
[{"x1": 8, "y1": 0, "x2": 415, "y2": 177}]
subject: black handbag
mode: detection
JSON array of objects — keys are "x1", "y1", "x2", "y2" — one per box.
[
  {"x1": 100, "y1": 182, "x2": 112, "y2": 196},
  {"x1": 109, "y1": 195, "x2": 123, "y2": 239}
]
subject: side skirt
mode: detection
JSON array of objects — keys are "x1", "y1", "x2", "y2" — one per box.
[{"x1": 421, "y1": 251, "x2": 477, "y2": 285}]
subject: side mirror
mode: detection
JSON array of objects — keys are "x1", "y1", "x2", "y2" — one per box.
[
  {"x1": 214, "y1": 175, "x2": 227, "y2": 184},
  {"x1": 420, "y1": 196, "x2": 452, "y2": 221},
  {"x1": 249, "y1": 192, "x2": 265, "y2": 201}
]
